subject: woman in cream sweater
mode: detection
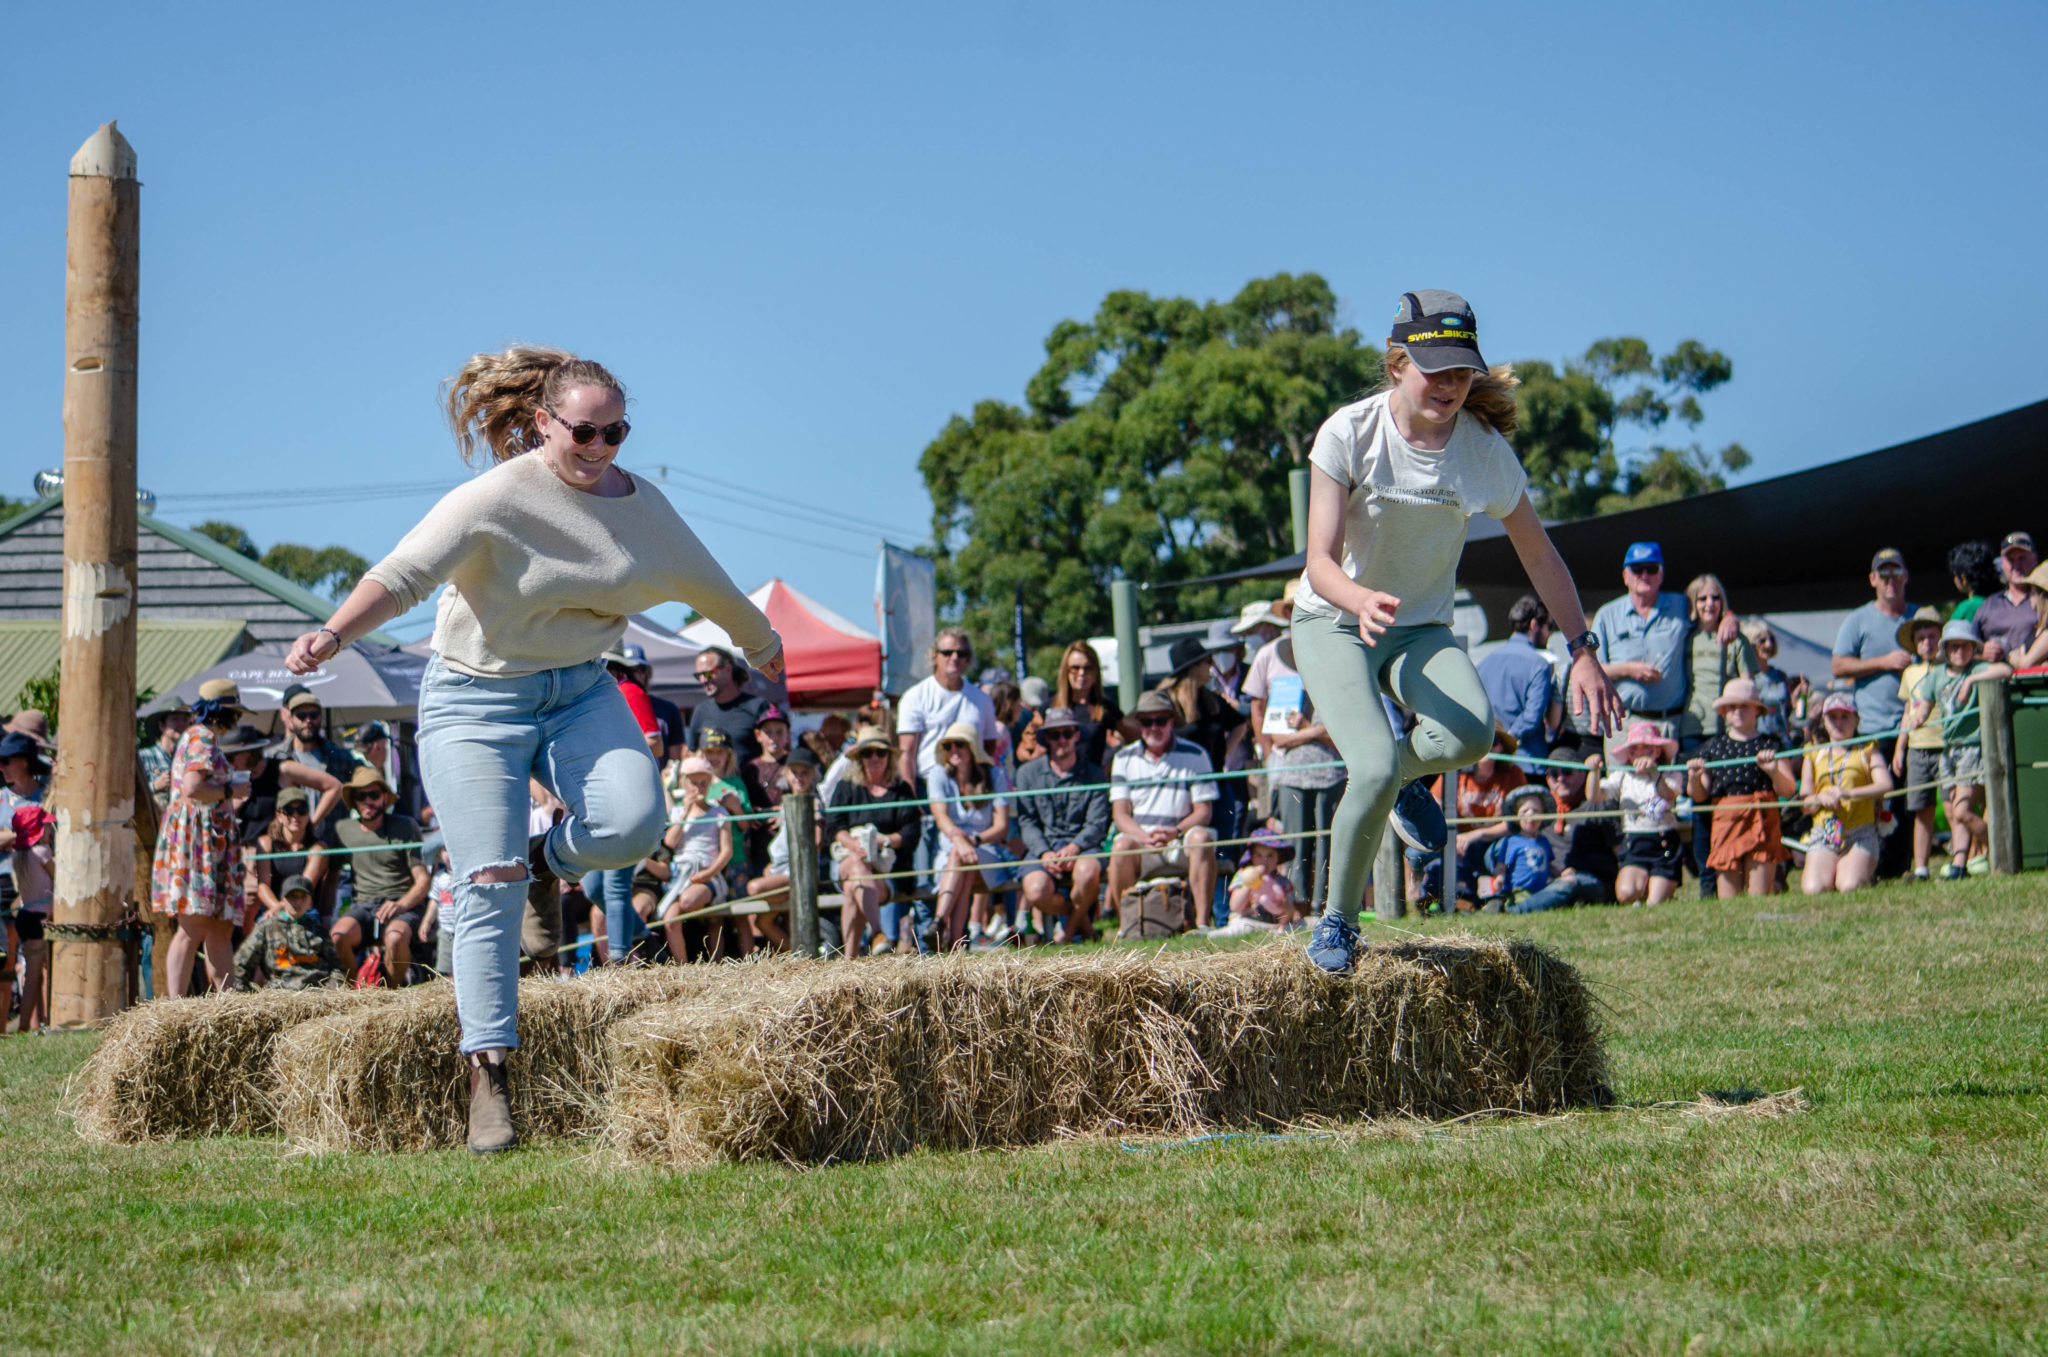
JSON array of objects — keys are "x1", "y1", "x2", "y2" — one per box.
[{"x1": 287, "y1": 347, "x2": 783, "y2": 1153}]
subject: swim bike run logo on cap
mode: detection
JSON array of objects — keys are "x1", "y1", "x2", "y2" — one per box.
[{"x1": 1393, "y1": 315, "x2": 1477, "y2": 346}]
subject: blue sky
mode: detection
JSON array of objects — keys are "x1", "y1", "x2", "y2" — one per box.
[{"x1": 4, "y1": 2, "x2": 2043, "y2": 638}]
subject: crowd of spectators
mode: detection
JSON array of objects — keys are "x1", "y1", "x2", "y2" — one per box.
[{"x1": 2, "y1": 525, "x2": 2045, "y2": 1015}]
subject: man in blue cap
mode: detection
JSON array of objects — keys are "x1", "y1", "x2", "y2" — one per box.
[{"x1": 1590, "y1": 543, "x2": 1697, "y2": 752}]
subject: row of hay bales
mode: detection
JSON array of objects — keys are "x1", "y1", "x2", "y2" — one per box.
[{"x1": 71, "y1": 937, "x2": 1608, "y2": 1165}]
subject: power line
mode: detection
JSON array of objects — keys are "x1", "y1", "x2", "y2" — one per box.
[{"x1": 637, "y1": 463, "x2": 923, "y2": 542}]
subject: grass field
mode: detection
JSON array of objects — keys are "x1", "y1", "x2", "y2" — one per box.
[{"x1": 5, "y1": 876, "x2": 2045, "y2": 1355}]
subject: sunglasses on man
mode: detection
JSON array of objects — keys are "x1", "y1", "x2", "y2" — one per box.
[
  {"x1": 544, "y1": 407, "x2": 632, "y2": 447},
  {"x1": 1137, "y1": 715, "x2": 1174, "y2": 729},
  {"x1": 936, "y1": 647, "x2": 971, "y2": 659},
  {"x1": 1627, "y1": 563, "x2": 1662, "y2": 576}
]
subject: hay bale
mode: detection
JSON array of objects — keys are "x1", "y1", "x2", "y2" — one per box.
[
  {"x1": 271, "y1": 964, "x2": 776, "y2": 1152},
  {"x1": 608, "y1": 936, "x2": 1606, "y2": 1166},
  {"x1": 69, "y1": 987, "x2": 390, "y2": 1144}
]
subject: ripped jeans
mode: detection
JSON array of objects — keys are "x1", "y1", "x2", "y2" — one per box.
[{"x1": 417, "y1": 656, "x2": 665, "y2": 1054}]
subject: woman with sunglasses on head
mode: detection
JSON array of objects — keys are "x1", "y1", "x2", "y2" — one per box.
[
  {"x1": 1291, "y1": 291, "x2": 1624, "y2": 973},
  {"x1": 286, "y1": 346, "x2": 782, "y2": 1154}
]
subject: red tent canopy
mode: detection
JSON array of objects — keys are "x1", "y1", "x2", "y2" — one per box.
[{"x1": 681, "y1": 579, "x2": 881, "y2": 710}]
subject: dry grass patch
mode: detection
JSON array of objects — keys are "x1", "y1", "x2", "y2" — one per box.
[{"x1": 609, "y1": 935, "x2": 1605, "y2": 1166}]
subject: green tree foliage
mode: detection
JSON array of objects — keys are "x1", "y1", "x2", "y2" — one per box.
[
  {"x1": 259, "y1": 543, "x2": 370, "y2": 598},
  {"x1": 1513, "y1": 338, "x2": 1749, "y2": 519},
  {"x1": 920, "y1": 274, "x2": 1381, "y2": 667},
  {"x1": 192, "y1": 520, "x2": 259, "y2": 559},
  {"x1": 15, "y1": 666, "x2": 59, "y2": 732},
  {"x1": 191, "y1": 520, "x2": 366, "y2": 599}
]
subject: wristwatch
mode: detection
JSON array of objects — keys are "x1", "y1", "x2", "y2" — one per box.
[{"x1": 1566, "y1": 631, "x2": 1599, "y2": 659}]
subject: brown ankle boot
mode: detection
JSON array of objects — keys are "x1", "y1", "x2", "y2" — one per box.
[{"x1": 467, "y1": 1053, "x2": 516, "y2": 1154}]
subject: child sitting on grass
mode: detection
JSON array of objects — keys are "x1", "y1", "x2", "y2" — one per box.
[
  {"x1": 1589, "y1": 722, "x2": 1685, "y2": 906},
  {"x1": 1901, "y1": 619, "x2": 2011, "y2": 880},
  {"x1": 1482, "y1": 786, "x2": 1555, "y2": 911},
  {"x1": 1213, "y1": 828, "x2": 1303, "y2": 935},
  {"x1": 1685, "y1": 677, "x2": 1798, "y2": 898}
]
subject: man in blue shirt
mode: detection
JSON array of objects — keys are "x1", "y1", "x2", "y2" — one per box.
[
  {"x1": 1592, "y1": 543, "x2": 1693, "y2": 740},
  {"x1": 1831, "y1": 547, "x2": 1916, "y2": 734},
  {"x1": 1478, "y1": 595, "x2": 1559, "y2": 759}
]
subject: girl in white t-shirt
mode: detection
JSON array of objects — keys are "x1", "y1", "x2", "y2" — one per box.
[
  {"x1": 1291, "y1": 290, "x2": 1623, "y2": 973},
  {"x1": 659, "y1": 758, "x2": 732, "y2": 961}
]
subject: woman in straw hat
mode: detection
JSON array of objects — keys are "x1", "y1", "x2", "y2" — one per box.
[
  {"x1": 823, "y1": 724, "x2": 922, "y2": 955},
  {"x1": 1290, "y1": 289, "x2": 1623, "y2": 971},
  {"x1": 2008, "y1": 560, "x2": 2048, "y2": 668},
  {"x1": 1685, "y1": 677, "x2": 1798, "y2": 898},
  {"x1": 150, "y1": 678, "x2": 251, "y2": 996},
  {"x1": 1798, "y1": 692, "x2": 1894, "y2": 895},
  {"x1": 1588, "y1": 720, "x2": 1686, "y2": 906},
  {"x1": 286, "y1": 346, "x2": 782, "y2": 1153},
  {"x1": 926, "y1": 720, "x2": 1018, "y2": 950}
]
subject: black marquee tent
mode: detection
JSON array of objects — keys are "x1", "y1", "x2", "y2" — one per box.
[{"x1": 1166, "y1": 398, "x2": 2048, "y2": 634}]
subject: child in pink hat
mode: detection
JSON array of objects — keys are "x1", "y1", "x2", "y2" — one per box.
[
  {"x1": 1587, "y1": 721, "x2": 1685, "y2": 905},
  {"x1": 1685, "y1": 678, "x2": 1798, "y2": 898}
]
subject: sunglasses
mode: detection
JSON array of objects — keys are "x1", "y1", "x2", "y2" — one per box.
[
  {"x1": 544, "y1": 407, "x2": 631, "y2": 447},
  {"x1": 936, "y1": 647, "x2": 971, "y2": 659},
  {"x1": 859, "y1": 749, "x2": 890, "y2": 760},
  {"x1": 290, "y1": 706, "x2": 322, "y2": 718},
  {"x1": 1041, "y1": 728, "x2": 1078, "y2": 742},
  {"x1": 1138, "y1": 715, "x2": 1174, "y2": 729},
  {"x1": 1875, "y1": 565, "x2": 1906, "y2": 578},
  {"x1": 279, "y1": 805, "x2": 308, "y2": 815},
  {"x1": 1627, "y1": 564, "x2": 1663, "y2": 576},
  {"x1": 1066, "y1": 660, "x2": 1096, "y2": 671}
]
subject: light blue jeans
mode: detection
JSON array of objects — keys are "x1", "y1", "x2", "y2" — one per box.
[{"x1": 417, "y1": 656, "x2": 665, "y2": 1055}]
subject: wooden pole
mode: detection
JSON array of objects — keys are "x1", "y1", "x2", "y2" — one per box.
[
  {"x1": 1439, "y1": 770, "x2": 1458, "y2": 913},
  {"x1": 1979, "y1": 676, "x2": 2019, "y2": 876},
  {"x1": 784, "y1": 791, "x2": 821, "y2": 958},
  {"x1": 50, "y1": 122, "x2": 140, "y2": 1029},
  {"x1": 1372, "y1": 822, "x2": 1405, "y2": 921}
]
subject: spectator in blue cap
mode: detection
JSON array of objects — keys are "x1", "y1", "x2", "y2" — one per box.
[{"x1": 1590, "y1": 542, "x2": 1727, "y2": 754}]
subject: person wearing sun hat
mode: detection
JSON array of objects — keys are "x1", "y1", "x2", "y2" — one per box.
[
  {"x1": 1901, "y1": 619, "x2": 2011, "y2": 880},
  {"x1": 824, "y1": 724, "x2": 924, "y2": 956},
  {"x1": 1684, "y1": 677, "x2": 1798, "y2": 898},
  {"x1": 1586, "y1": 720, "x2": 1686, "y2": 906},
  {"x1": 326, "y1": 766, "x2": 431, "y2": 986},
  {"x1": 926, "y1": 719, "x2": 1020, "y2": 950},
  {"x1": 1887, "y1": 606, "x2": 1949, "y2": 878},
  {"x1": 1288, "y1": 287, "x2": 1622, "y2": 971},
  {"x1": 148, "y1": 676, "x2": 257, "y2": 996},
  {"x1": 1798, "y1": 691, "x2": 1895, "y2": 894}
]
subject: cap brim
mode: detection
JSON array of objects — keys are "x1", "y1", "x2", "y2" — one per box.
[{"x1": 1401, "y1": 342, "x2": 1489, "y2": 374}]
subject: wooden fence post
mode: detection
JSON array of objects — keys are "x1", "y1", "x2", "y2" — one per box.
[
  {"x1": 50, "y1": 122, "x2": 140, "y2": 1028},
  {"x1": 1979, "y1": 676, "x2": 2019, "y2": 875},
  {"x1": 784, "y1": 791, "x2": 821, "y2": 957},
  {"x1": 1373, "y1": 823, "x2": 1406, "y2": 920}
]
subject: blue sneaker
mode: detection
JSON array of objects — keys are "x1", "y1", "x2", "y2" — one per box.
[
  {"x1": 1306, "y1": 912, "x2": 1359, "y2": 974},
  {"x1": 1388, "y1": 779, "x2": 1448, "y2": 854}
]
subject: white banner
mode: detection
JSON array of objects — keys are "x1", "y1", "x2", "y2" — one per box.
[{"x1": 876, "y1": 543, "x2": 936, "y2": 696}]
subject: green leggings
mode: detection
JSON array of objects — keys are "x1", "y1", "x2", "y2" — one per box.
[{"x1": 1288, "y1": 613, "x2": 1496, "y2": 922}]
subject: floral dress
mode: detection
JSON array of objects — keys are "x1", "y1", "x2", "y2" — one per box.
[{"x1": 150, "y1": 725, "x2": 244, "y2": 920}]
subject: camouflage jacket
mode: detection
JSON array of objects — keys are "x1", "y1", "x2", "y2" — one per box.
[{"x1": 233, "y1": 911, "x2": 343, "y2": 991}]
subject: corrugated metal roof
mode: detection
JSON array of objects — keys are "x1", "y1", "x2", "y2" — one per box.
[
  {"x1": 0, "y1": 494, "x2": 398, "y2": 645},
  {"x1": 0, "y1": 619, "x2": 252, "y2": 714}
]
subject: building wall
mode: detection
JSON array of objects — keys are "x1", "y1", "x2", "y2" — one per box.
[{"x1": 0, "y1": 505, "x2": 323, "y2": 644}]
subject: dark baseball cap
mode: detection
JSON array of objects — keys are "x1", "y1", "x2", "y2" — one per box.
[
  {"x1": 2001, "y1": 531, "x2": 2035, "y2": 556},
  {"x1": 1390, "y1": 289, "x2": 1487, "y2": 373},
  {"x1": 1871, "y1": 548, "x2": 1906, "y2": 572},
  {"x1": 279, "y1": 874, "x2": 314, "y2": 899},
  {"x1": 784, "y1": 744, "x2": 822, "y2": 771}
]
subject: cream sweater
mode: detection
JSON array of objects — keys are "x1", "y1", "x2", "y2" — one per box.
[{"x1": 362, "y1": 453, "x2": 780, "y2": 678}]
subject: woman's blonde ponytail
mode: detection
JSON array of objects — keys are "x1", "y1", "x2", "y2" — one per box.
[
  {"x1": 1381, "y1": 344, "x2": 1521, "y2": 438},
  {"x1": 442, "y1": 346, "x2": 626, "y2": 464}
]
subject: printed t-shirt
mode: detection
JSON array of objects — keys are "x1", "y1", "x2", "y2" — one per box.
[
  {"x1": 1803, "y1": 745, "x2": 1877, "y2": 831},
  {"x1": 1695, "y1": 733, "x2": 1785, "y2": 800},
  {"x1": 1427, "y1": 765, "x2": 1526, "y2": 823},
  {"x1": 1495, "y1": 833, "x2": 1553, "y2": 893},
  {"x1": 1599, "y1": 769, "x2": 1679, "y2": 835},
  {"x1": 1110, "y1": 740, "x2": 1217, "y2": 830},
  {"x1": 1833, "y1": 601, "x2": 1915, "y2": 731},
  {"x1": 1899, "y1": 661, "x2": 1946, "y2": 749},
  {"x1": 1291, "y1": 392, "x2": 1528, "y2": 628},
  {"x1": 1915, "y1": 661, "x2": 1992, "y2": 746},
  {"x1": 897, "y1": 677, "x2": 1001, "y2": 781}
]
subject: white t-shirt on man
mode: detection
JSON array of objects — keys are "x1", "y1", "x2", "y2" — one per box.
[
  {"x1": 897, "y1": 677, "x2": 1000, "y2": 781},
  {"x1": 1291, "y1": 392, "x2": 1528, "y2": 628},
  {"x1": 1110, "y1": 740, "x2": 1217, "y2": 830}
]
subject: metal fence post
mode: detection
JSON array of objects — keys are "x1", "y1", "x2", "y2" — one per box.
[
  {"x1": 784, "y1": 791, "x2": 821, "y2": 956},
  {"x1": 1439, "y1": 770, "x2": 1458, "y2": 913}
]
